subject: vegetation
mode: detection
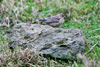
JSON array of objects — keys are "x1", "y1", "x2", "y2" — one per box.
[{"x1": 0, "y1": 0, "x2": 100, "y2": 67}]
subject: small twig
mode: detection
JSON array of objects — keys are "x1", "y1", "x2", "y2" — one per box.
[{"x1": 84, "y1": 42, "x2": 98, "y2": 55}]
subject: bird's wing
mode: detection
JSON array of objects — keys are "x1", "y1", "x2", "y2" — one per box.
[{"x1": 42, "y1": 18, "x2": 59, "y2": 23}]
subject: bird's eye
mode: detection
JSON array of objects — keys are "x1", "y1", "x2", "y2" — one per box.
[
  {"x1": 62, "y1": 15, "x2": 65, "y2": 18},
  {"x1": 61, "y1": 14, "x2": 64, "y2": 17}
]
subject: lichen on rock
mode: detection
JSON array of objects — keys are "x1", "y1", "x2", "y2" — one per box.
[{"x1": 9, "y1": 23, "x2": 86, "y2": 60}]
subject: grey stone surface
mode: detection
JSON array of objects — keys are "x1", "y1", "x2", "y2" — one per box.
[{"x1": 9, "y1": 23, "x2": 86, "y2": 60}]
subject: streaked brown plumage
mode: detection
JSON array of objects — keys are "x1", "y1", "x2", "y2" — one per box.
[{"x1": 35, "y1": 13, "x2": 65, "y2": 27}]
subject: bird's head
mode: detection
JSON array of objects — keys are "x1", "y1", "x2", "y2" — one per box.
[{"x1": 58, "y1": 13, "x2": 66, "y2": 19}]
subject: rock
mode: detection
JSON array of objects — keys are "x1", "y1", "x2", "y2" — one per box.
[{"x1": 9, "y1": 23, "x2": 86, "y2": 60}]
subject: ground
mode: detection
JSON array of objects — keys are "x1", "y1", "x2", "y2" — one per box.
[{"x1": 0, "y1": 0, "x2": 100, "y2": 67}]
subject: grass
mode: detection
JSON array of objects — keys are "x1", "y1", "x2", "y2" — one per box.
[{"x1": 0, "y1": 0, "x2": 100, "y2": 67}]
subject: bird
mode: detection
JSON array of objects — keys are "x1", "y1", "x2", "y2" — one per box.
[{"x1": 34, "y1": 13, "x2": 65, "y2": 27}]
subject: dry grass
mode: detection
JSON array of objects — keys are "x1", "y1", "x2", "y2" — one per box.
[
  {"x1": 0, "y1": 0, "x2": 100, "y2": 67},
  {"x1": 0, "y1": 48, "x2": 64, "y2": 67}
]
